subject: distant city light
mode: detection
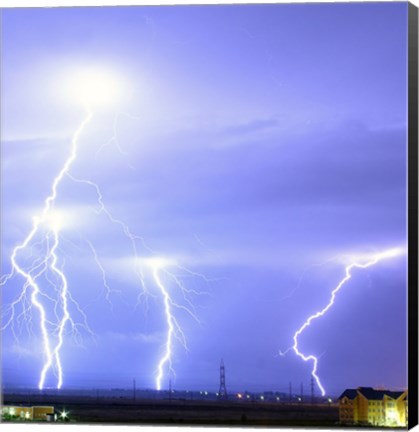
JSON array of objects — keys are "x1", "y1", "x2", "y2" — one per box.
[{"x1": 237, "y1": 393, "x2": 243, "y2": 399}]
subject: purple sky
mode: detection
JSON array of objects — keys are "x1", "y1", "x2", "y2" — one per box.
[{"x1": 1, "y1": 3, "x2": 408, "y2": 396}]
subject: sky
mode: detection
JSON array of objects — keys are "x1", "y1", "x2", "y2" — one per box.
[{"x1": 1, "y1": 3, "x2": 409, "y2": 397}]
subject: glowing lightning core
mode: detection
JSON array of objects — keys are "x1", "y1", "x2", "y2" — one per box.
[
  {"x1": 3, "y1": 69, "x2": 207, "y2": 391},
  {"x1": 153, "y1": 264, "x2": 176, "y2": 391},
  {"x1": 280, "y1": 247, "x2": 404, "y2": 396},
  {"x1": 1, "y1": 70, "x2": 146, "y2": 390},
  {"x1": 147, "y1": 258, "x2": 201, "y2": 391},
  {"x1": 2, "y1": 105, "x2": 92, "y2": 389}
]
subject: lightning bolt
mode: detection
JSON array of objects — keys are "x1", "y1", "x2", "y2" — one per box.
[
  {"x1": 153, "y1": 265, "x2": 177, "y2": 391},
  {"x1": 280, "y1": 247, "x2": 404, "y2": 396},
  {"x1": 2, "y1": 97, "x2": 161, "y2": 389},
  {"x1": 147, "y1": 258, "x2": 202, "y2": 391},
  {"x1": 1, "y1": 105, "x2": 93, "y2": 389},
  {"x1": 2, "y1": 88, "x2": 209, "y2": 391}
]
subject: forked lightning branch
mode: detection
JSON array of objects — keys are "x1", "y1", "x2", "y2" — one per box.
[
  {"x1": 1, "y1": 70, "x2": 201, "y2": 391},
  {"x1": 280, "y1": 247, "x2": 404, "y2": 396}
]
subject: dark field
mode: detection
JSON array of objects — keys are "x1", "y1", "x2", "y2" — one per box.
[{"x1": 3, "y1": 393, "x2": 339, "y2": 426}]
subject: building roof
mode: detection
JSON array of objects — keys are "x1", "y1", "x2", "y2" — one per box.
[
  {"x1": 358, "y1": 387, "x2": 385, "y2": 400},
  {"x1": 385, "y1": 391, "x2": 406, "y2": 400},
  {"x1": 338, "y1": 389, "x2": 358, "y2": 400},
  {"x1": 339, "y1": 387, "x2": 406, "y2": 401},
  {"x1": 358, "y1": 387, "x2": 405, "y2": 401}
]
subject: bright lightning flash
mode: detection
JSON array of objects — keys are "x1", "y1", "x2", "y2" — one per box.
[
  {"x1": 146, "y1": 258, "x2": 202, "y2": 391},
  {"x1": 2, "y1": 69, "x2": 207, "y2": 392},
  {"x1": 66, "y1": 68, "x2": 124, "y2": 108},
  {"x1": 1, "y1": 70, "x2": 127, "y2": 390},
  {"x1": 280, "y1": 247, "x2": 405, "y2": 396},
  {"x1": 1, "y1": 104, "x2": 93, "y2": 389}
]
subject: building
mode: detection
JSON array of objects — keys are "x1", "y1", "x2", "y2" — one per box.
[
  {"x1": 338, "y1": 387, "x2": 407, "y2": 427},
  {"x1": 1, "y1": 405, "x2": 55, "y2": 421}
]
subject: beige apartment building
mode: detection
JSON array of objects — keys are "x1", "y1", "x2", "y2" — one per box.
[{"x1": 338, "y1": 387, "x2": 407, "y2": 427}]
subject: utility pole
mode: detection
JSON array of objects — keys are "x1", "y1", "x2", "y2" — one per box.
[
  {"x1": 310, "y1": 376, "x2": 315, "y2": 405},
  {"x1": 289, "y1": 382, "x2": 292, "y2": 403},
  {"x1": 218, "y1": 359, "x2": 228, "y2": 400},
  {"x1": 169, "y1": 379, "x2": 172, "y2": 401},
  {"x1": 300, "y1": 382, "x2": 304, "y2": 403},
  {"x1": 133, "y1": 378, "x2": 136, "y2": 401}
]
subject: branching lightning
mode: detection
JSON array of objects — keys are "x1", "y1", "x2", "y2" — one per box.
[
  {"x1": 153, "y1": 264, "x2": 177, "y2": 391},
  {"x1": 2, "y1": 71, "x2": 208, "y2": 391},
  {"x1": 146, "y1": 258, "x2": 202, "y2": 391},
  {"x1": 65, "y1": 172, "x2": 150, "y2": 300},
  {"x1": 1, "y1": 104, "x2": 93, "y2": 389},
  {"x1": 279, "y1": 247, "x2": 404, "y2": 396}
]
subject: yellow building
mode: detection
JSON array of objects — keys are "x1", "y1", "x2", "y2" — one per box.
[
  {"x1": 339, "y1": 387, "x2": 407, "y2": 427},
  {"x1": 1, "y1": 405, "x2": 55, "y2": 421}
]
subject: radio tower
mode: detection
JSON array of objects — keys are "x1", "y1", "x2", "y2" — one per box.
[{"x1": 218, "y1": 359, "x2": 228, "y2": 400}]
